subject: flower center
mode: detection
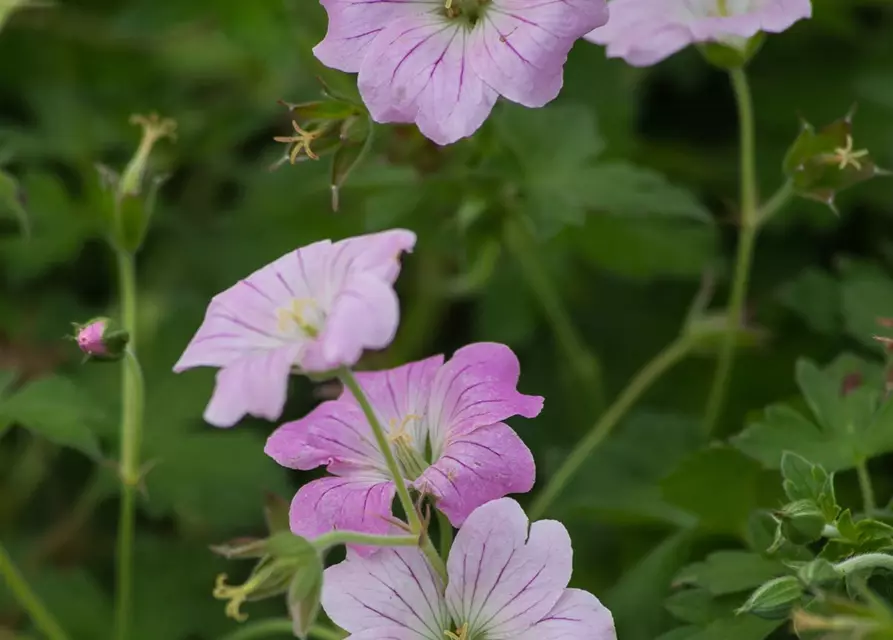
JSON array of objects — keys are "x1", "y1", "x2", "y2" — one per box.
[
  {"x1": 443, "y1": 0, "x2": 490, "y2": 26},
  {"x1": 445, "y1": 623, "x2": 469, "y2": 640},
  {"x1": 276, "y1": 298, "x2": 322, "y2": 339},
  {"x1": 387, "y1": 414, "x2": 430, "y2": 480},
  {"x1": 716, "y1": 0, "x2": 729, "y2": 15}
]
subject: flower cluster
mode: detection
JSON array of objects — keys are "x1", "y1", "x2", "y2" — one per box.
[{"x1": 176, "y1": 229, "x2": 616, "y2": 638}]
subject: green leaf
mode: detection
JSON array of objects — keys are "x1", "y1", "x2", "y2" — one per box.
[
  {"x1": 675, "y1": 551, "x2": 787, "y2": 596},
  {"x1": 569, "y1": 213, "x2": 718, "y2": 280},
  {"x1": 665, "y1": 588, "x2": 741, "y2": 625},
  {"x1": 734, "y1": 355, "x2": 893, "y2": 472},
  {"x1": 683, "y1": 615, "x2": 783, "y2": 640},
  {"x1": 606, "y1": 528, "x2": 695, "y2": 640},
  {"x1": 576, "y1": 162, "x2": 711, "y2": 222},
  {"x1": 839, "y1": 262, "x2": 893, "y2": 352},
  {"x1": 0, "y1": 168, "x2": 29, "y2": 236},
  {"x1": 776, "y1": 267, "x2": 841, "y2": 335},
  {"x1": 662, "y1": 447, "x2": 782, "y2": 536},
  {"x1": 0, "y1": 375, "x2": 106, "y2": 459},
  {"x1": 553, "y1": 411, "x2": 701, "y2": 526}
]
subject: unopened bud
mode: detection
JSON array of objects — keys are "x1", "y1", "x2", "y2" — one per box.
[
  {"x1": 73, "y1": 317, "x2": 129, "y2": 361},
  {"x1": 777, "y1": 499, "x2": 826, "y2": 545},
  {"x1": 737, "y1": 576, "x2": 803, "y2": 619}
]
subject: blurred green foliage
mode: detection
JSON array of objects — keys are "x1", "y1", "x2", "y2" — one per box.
[{"x1": 2, "y1": 0, "x2": 893, "y2": 638}]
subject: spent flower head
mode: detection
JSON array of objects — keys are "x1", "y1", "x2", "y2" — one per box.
[
  {"x1": 265, "y1": 343, "x2": 542, "y2": 552},
  {"x1": 174, "y1": 229, "x2": 416, "y2": 427},
  {"x1": 586, "y1": 0, "x2": 812, "y2": 67},
  {"x1": 321, "y1": 498, "x2": 617, "y2": 639},
  {"x1": 312, "y1": 0, "x2": 608, "y2": 144}
]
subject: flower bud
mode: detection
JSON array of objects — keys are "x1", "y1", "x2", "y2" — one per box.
[
  {"x1": 737, "y1": 576, "x2": 804, "y2": 619},
  {"x1": 777, "y1": 499, "x2": 826, "y2": 545},
  {"x1": 73, "y1": 317, "x2": 129, "y2": 361},
  {"x1": 288, "y1": 560, "x2": 324, "y2": 640}
]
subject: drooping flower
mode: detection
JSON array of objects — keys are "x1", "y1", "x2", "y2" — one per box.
[
  {"x1": 586, "y1": 0, "x2": 812, "y2": 67},
  {"x1": 174, "y1": 229, "x2": 416, "y2": 428},
  {"x1": 322, "y1": 498, "x2": 617, "y2": 640},
  {"x1": 312, "y1": 0, "x2": 609, "y2": 145},
  {"x1": 265, "y1": 342, "x2": 542, "y2": 546}
]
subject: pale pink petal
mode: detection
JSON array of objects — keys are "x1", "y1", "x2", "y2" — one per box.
[
  {"x1": 414, "y1": 422, "x2": 535, "y2": 526},
  {"x1": 334, "y1": 229, "x2": 418, "y2": 283},
  {"x1": 317, "y1": 273, "x2": 401, "y2": 369},
  {"x1": 289, "y1": 477, "x2": 397, "y2": 551},
  {"x1": 469, "y1": 0, "x2": 608, "y2": 107},
  {"x1": 586, "y1": 0, "x2": 811, "y2": 66},
  {"x1": 517, "y1": 589, "x2": 617, "y2": 640},
  {"x1": 202, "y1": 344, "x2": 301, "y2": 427},
  {"x1": 357, "y1": 15, "x2": 499, "y2": 145},
  {"x1": 344, "y1": 355, "x2": 444, "y2": 444},
  {"x1": 313, "y1": 0, "x2": 439, "y2": 73},
  {"x1": 322, "y1": 547, "x2": 447, "y2": 635},
  {"x1": 427, "y1": 342, "x2": 543, "y2": 452},
  {"x1": 265, "y1": 401, "x2": 385, "y2": 475},
  {"x1": 445, "y1": 498, "x2": 572, "y2": 637}
]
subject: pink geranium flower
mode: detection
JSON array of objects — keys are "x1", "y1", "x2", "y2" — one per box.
[
  {"x1": 265, "y1": 342, "x2": 542, "y2": 546},
  {"x1": 586, "y1": 0, "x2": 812, "y2": 66},
  {"x1": 322, "y1": 498, "x2": 617, "y2": 640},
  {"x1": 174, "y1": 229, "x2": 416, "y2": 428},
  {"x1": 313, "y1": 0, "x2": 609, "y2": 145}
]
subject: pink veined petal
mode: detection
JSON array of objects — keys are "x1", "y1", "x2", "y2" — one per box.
[
  {"x1": 332, "y1": 229, "x2": 418, "y2": 284},
  {"x1": 340, "y1": 629, "x2": 426, "y2": 640},
  {"x1": 468, "y1": 0, "x2": 607, "y2": 108},
  {"x1": 445, "y1": 498, "x2": 572, "y2": 637},
  {"x1": 345, "y1": 354, "x2": 445, "y2": 444},
  {"x1": 415, "y1": 422, "x2": 535, "y2": 526},
  {"x1": 289, "y1": 476, "x2": 397, "y2": 553},
  {"x1": 314, "y1": 0, "x2": 440, "y2": 73},
  {"x1": 265, "y1": 400, "x2": 385, "y2": 475},
  {"x1": 316, "y1": 273, "x2": 401, "y2": 369},
  {"x1": 427, "y1": 342, "x2": 543, "y2": 454},
  {"x1": 322, "y1": 547, "x2": 447, "y2": 635},
  {"x1": 202, "y1": 344, "x2": 302, "y2": 427},
  {"x1": 357, "y1": 14, "x2": 499, "y2": 145},
  {"x1": 516, "y1": 589, "x2": 617, "y2": 640}
]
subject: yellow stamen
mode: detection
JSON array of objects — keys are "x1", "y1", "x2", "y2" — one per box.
[
  {"x1": 276, "y1": 298, "x2": 319, "y2": 337},
  {"x1": 388, "y1": 414, "x2": 422, "y2": 445},
  {"x1": 445, "y1": 623, "x2": 469, "y2": 640},
  {"x1": 831, "y1": 135, "x2": 870, "y2": 171},
  {"x1": 213, "y1": 574, "x2": 251, "y2": 622},
  {"x1": 273, "y1": 120, "x2": 324, "y2": 163}
]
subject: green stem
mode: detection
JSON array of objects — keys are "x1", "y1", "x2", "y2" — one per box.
[
  {"x1": 856, "y1": 460, "x2": 877, "y2": 514},
  {"x1": 337, "y1": 370, "x2": 447, "y2": 583},
  {"x1": 219, "y1": 620, "x2": 344, "y2": 640},
  {"x1": 757, "y1": 180, "x2": 794, "y2": 226},
  {"x1": 530, "y1": 335, "x2": 699, "y2": 520},
  {"x1": 437, "y1": 510, "x2": 453, "y2": 559},
  {"x1": 114, "y1": 251, "x2": 145, "y2": 640},
  {"x1": 312, "y1": 531, "x2": 418, "y2": 551},
  {"x1": 834, "y1": 553, "x2": 893, "y2": 576},
  {"x1": 503, "y1": 215, "x2": 605, "y2": 413},
  {"x1": 703, "y1": 67, "x2": 759, "y2": 437},
  {"x1": 0, "y1": 540, "x2": 68, "y2": 640}
]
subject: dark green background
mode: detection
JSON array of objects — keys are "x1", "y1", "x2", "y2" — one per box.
[{"x1": 2, "y1": 0, "x2": 893, "y2": 638}]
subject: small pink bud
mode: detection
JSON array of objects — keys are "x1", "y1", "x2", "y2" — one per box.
[
  {"x1": 77, "y1": 319, "x2": 108, "y2": 356},
  {"x1": 73, "y1": 317, "x2": 129, "y2": 361}
]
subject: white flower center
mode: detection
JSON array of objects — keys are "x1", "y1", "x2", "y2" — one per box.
[{"x1": 275, "y1": 298, "x2": 323, "y2": 339}]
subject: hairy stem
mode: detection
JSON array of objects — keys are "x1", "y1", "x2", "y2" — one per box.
[
  {"x1": 114, "y1": 252, "x2": 146, "y2": 640},
  {"x1": 338, "y1": 370, "x2": 447, "y2": 583},
  {"x1": 834, "y1": 553, "x2": 893, "y2": 576},
  {"x1": 856, "y1": 460, "x2": 877, "y2": 514},
  {"x1": 312, "y1": 531, "x2": 418, "y2": 551},
  {"x1": 703, "y1": 67, "x2": 759, "y2": 436},
  {"x1": 530, "y1": 335, "x2": 699, "y2": 519},
  {"x1": 0, "y1": 540, "x2": 68, "y2": 640}
]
